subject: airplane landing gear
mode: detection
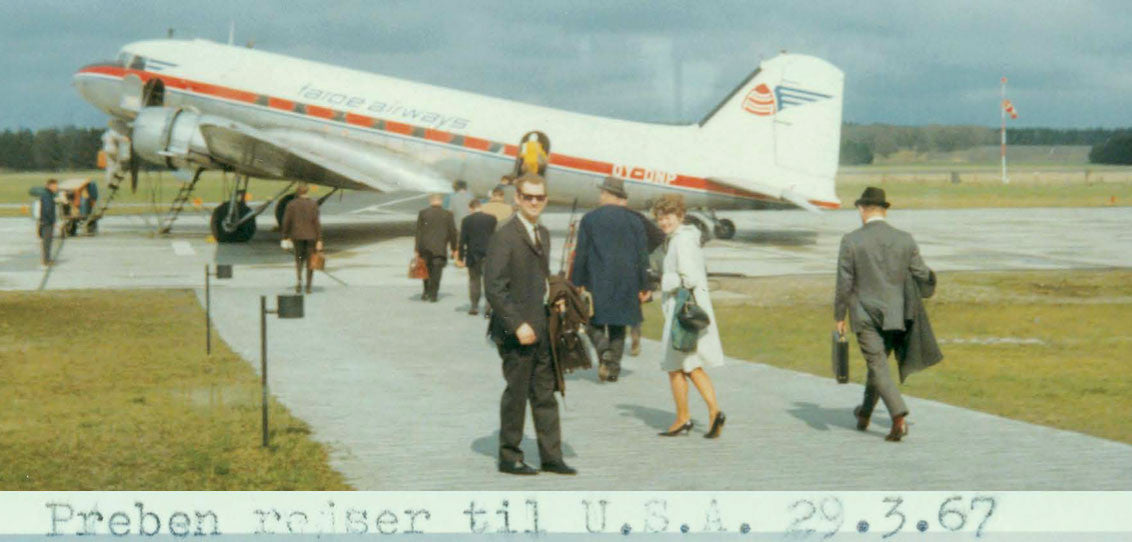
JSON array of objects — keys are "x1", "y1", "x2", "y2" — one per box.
[
  {"x1": 210, "y1": 174, "x2": 294, "y2": 243},
  {"x1": 686, "y1": 209, "x2": 737, "y2": 245},
  {"x1": 713, "y1": 218, "x2": 736, "y2": 240},
  {"x1": 211, "y1": 201, "x2": 257, "y2": 243},
  {"x1": 275, "y1": 193, "x2": 296, "y2": 227}
]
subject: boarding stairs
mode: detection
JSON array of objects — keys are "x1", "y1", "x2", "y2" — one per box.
[{"x1": 155, "y1": 173, "x2": 202, "y2": 234}]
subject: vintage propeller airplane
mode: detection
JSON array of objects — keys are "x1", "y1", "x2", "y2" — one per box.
[{"x1": 74, "y1": 38, "x2": 843, "y2": 242}]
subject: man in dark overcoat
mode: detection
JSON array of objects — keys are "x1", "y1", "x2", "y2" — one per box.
[
  {"x1": 570, "y1": 177, "x2": 649, "y2": 382},
  {"x1": 458, "y1": 198, "x2": 497, "y2": 315},
  {"x1": 415, "y1": 193, "x2": 458, "y2": 302},
  {"x1": 835, "y1": 186, "x2": 938, "y2": 442},
  {"x1": 484, "y1": 173, "x2": 575, "y2": 476}
]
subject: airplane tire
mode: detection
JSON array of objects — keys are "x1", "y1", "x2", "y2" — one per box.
[
  {"x1": 211, "y1": 201, "x2": 256, "y2": 243},
  {"x1": 275, "y1": 193, "x2": 296, "y2": 227},
  {"x1": 684, "y1": 215, "x2": 711, "y2": 246},
  {"x1": 713, "y1": 218, "x2": 736, "y2": 240}
]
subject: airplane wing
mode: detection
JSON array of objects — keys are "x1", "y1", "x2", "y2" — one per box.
[{"x1": 197, "y1": 123, "x2": 451, "y2": 194}]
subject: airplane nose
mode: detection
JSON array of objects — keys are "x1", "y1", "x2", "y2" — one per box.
[{"x1": 73, "y1": 62, "x2": 126, "y2": 118}]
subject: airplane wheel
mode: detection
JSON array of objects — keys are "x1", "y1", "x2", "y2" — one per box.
[
  {"x1": 86, "y1": 220, "x2": 99, "y2": 235},
  {"x1": 275, "y1": 193, "x2": 296, "y2": 227},
  {"x1": 684, "y1": 215, "x2": 711, "y2": 246},
  {"x1": 713, "y1": 218, "x2": 736, "y2": 240},
  {"x1": 211, "y1": 201, "x2": 256, "y2": 243},
  {"x1": 65, "y1": 220, "x2": 78, "y2": 237}
]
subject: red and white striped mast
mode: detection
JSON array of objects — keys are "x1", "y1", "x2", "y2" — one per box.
[{"x1": 1000, "y1": 76, "x2": 1008, "y2": 184}]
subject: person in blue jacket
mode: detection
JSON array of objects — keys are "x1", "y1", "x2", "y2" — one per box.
[
  {"x1": 37, "y1": 178, "x2": 59, "y2": 266},
  {"x1": 570, "y1": 177, "x2": 650, "y2": 382}
]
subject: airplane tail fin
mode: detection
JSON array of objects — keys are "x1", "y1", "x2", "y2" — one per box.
[{"x1": 698, "y1": 54, "x2": 844, "y2": 205}]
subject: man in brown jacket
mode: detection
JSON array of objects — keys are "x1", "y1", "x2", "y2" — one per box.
[
  {"x1": 281, "y1": 183, "x2": 322, "y2": 294},
  {"x1": 481, "y1": 186, "x2": 514, "y2": 228}
]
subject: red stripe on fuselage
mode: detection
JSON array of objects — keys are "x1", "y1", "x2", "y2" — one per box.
[
  {"x1": 462, "y1": 136, "x2": 492, "y2": 151},
  {"x1": 344, "y1": 112, "x2": 373, "y2": 127},
  {"x1": 75, "y1": 65, "x2": 840, "y2": 207},
  {"x1": 268, "y1": 97, "x2": 295, "y2": 110}
]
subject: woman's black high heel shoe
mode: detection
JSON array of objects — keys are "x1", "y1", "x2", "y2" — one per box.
[
  {"x1": 704, "y1": 411, "x2": 726, "y2": 439},
  {"x1": 658, "y1": 420, "x2": 693, "y2": 436}
]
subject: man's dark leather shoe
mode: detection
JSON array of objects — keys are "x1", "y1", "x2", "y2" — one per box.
[
  {"x1": 853, "y1": 406, "x2": 870, "y2": 431},
  {"x1": 498, "y1": 460, "x2": 538, "y2": 475},
  {"x1": 540, "y1": 461, "x2": 577, "y2": 475}
]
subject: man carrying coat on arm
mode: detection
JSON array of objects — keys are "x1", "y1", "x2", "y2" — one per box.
[
  {"x1": 570, "y1": 177, "x2": 650, "y2": 382},
  {"x1": 484, "y1": 173, "x2": 575, "y2": 476},
  {"x1": 835, "y1": 187, "x2": 939, "y2": 442}
]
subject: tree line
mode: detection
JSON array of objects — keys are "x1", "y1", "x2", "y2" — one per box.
[
  {"x1": 2, "y1": 124, "x2": 1129, "y2": 171},
  {"x1": 840, "y1": 124, "x2": 1132, "y2": 165},
  {"x1": 0, "y1": 127, "x2": 104, "y2": 171}
]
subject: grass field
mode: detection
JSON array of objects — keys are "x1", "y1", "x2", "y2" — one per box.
[
  {"x1": 0, "y1": 170, "x2": 298, "y2": 218},
  {"x1": 837, "y1": 166, "x2": 1132, "y2": 209},
  {"x1": 641, "y1": 269, "x2": 1132, "y2": 444},
  {"x1": 3, "y1": 163, "x2": 1132, "y2": 216},
  {"x1": 0, "y1": 289, "x2": 351, "y2": 490}
]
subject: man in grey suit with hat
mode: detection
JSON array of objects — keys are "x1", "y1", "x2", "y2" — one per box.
[{"x1": 835, "y1": 186, "x2": 935, "y2": 442}]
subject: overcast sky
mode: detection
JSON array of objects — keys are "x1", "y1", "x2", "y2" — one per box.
[{"x1": 1, "y1": 0, "x2": 1129, "y2": 130}]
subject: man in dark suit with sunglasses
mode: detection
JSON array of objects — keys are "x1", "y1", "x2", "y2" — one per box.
[{"x1": 484, "y1": 173, "x2": 575, "y2": 476}]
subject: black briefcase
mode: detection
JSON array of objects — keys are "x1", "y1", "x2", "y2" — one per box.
[{"x1": 831, "y1": 331, "x2": 849, "y2": 384}]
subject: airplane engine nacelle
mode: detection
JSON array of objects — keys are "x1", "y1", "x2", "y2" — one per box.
[{"x1": 131, "y1": 106, "x2": 226, "y2": 170}]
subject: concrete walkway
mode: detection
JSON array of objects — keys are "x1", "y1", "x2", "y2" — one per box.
[
  {"x1": 2, "y1": 208, "x2": 1131, "y2": 489},
  {"x1": 205, "y1": 279, "x2": 1132, "y2": 490}
]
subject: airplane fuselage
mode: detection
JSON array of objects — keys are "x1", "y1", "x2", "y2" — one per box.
[{"x1": 75, "y1": 39, "x2": 842, "y2": 211}]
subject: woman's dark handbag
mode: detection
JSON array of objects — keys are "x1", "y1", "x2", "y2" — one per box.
[
  {"x1": 831, "y1": 330, "x2": 849, "y2": 383},
  {"x1": 677, "y1": 288, "x2": 711, "y2": 331},
  {"x1": 671, "y1": 288, "x2": 709, "y2": 353}
]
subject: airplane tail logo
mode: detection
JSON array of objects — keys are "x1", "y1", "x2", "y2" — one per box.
[
  {"x1": 742, "y1": 84, "x2": 832, "y2": 117},
  {"x1": 742, "y1": 84, "x2": 776, "y2": 116},
  {"x1": 699, "y1": 54, "x2": 844, "y2": 203}
]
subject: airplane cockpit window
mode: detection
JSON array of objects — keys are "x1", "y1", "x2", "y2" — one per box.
[
  {"x1": 116, "y1": 51, "x2": 131, "y2": 67},
  {"x1": 129, "y1": 56, "x2": 147, "y2": 70}
]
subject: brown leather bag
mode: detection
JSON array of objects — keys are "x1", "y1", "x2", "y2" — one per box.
[
  {"x1": 408, "y1": 256, "x2": 429, "y2": 279},
  {"x1": 308, "y1": 251, "x2": 326, "y2": 271}
]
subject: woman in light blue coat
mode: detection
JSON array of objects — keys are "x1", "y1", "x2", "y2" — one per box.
[{"x1": 654, "y1": 196, "x2": 726, "y2": 438}]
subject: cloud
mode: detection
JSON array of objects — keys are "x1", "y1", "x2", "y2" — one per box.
[{"x1": 1, "y1": 0, "x2": 1129, "y2": 129}]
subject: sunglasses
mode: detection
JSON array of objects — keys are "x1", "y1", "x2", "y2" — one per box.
[{"x1": 518, "y1": 191, "x2": 548, "y2": 203}]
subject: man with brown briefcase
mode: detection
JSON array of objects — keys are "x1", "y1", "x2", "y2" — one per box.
[
  {"x1": 414, "y1": 193, "x2": 458, "y2": 302},
  {"x1": 280, "y1": 183, "x2": 323, "y2": 294}
]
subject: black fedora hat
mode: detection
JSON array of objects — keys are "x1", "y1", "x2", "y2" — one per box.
[
  {"x1": 598, "y1": 176, "x2": 628, "y2": 199},
  {"x1": 854, "y1": 186, "x2": 890, "y2": 208}
]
